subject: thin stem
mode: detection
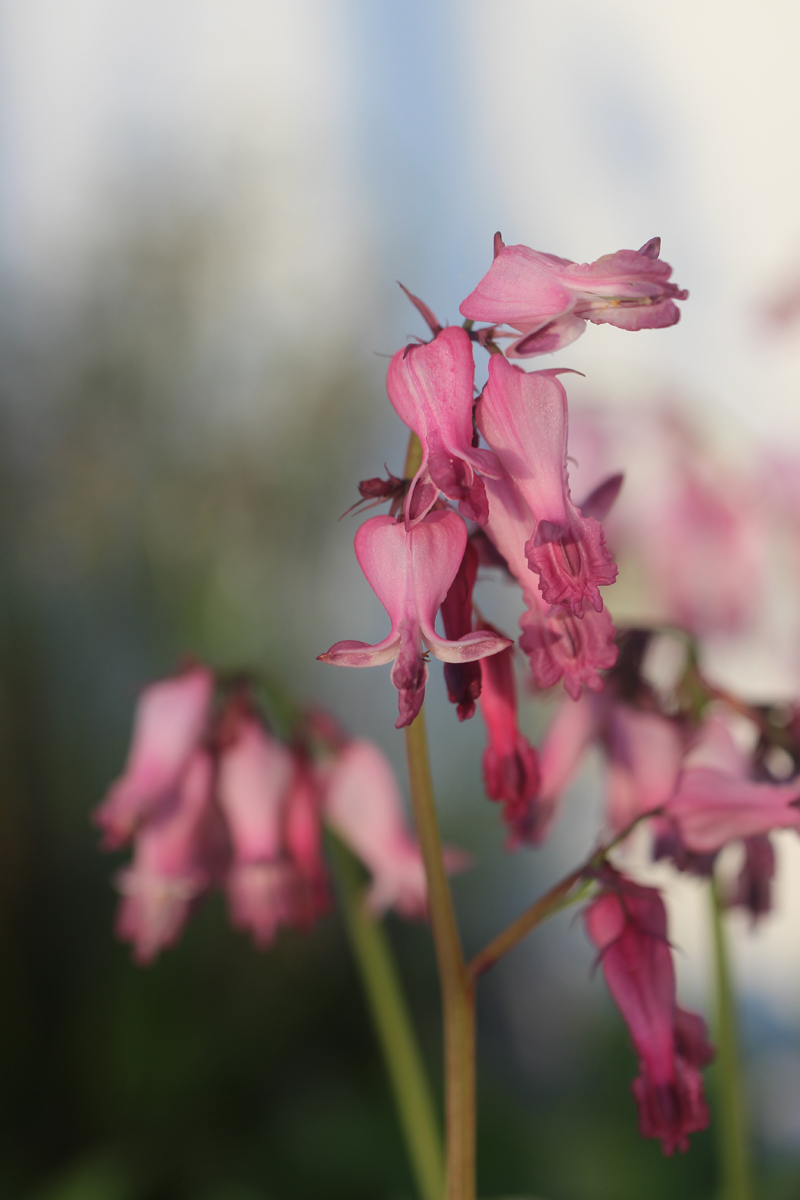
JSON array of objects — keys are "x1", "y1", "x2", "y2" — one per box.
[
  {"x1": 469, "y1": 874, "x2": 591, "y2": 980},
  {"x1": 405, "y1": 707, "x2": 475, "y2": 1200},
  {"x1": 467, "y1": 811, "x2": 653, "y2": 980},
  {"x1": 329, "y1": 834, "x2": 445, "y2": 1200},
  {"x1": 710, "y1": 876, "x2": 753, "y2": 1200}
]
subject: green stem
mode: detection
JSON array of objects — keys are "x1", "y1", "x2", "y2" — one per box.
[
  {"x1": 329, "y1": 834, "x2": 445, "y2": 1200},
  {"x1": 405, "y1": 708, "x2": 475, "y2": 1200},
  {"x1": 710, "y1": 876, "x2": 753, "y2": 1200},
  {"x1": 469, "y1": 874, "x2": 592, "y2": 980}
]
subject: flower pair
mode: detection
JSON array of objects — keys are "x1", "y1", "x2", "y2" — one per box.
[{"x1": 95, "y1": 667, "x2": 462, "y2": 962}]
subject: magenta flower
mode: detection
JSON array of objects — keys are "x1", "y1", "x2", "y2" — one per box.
[
  {"x1": 476, "y1": 629, "x2": 542, "y2": 843},
  {"x1": 481, "y1": 473, "x2": 617, "y2": 697},
  {"x1": 663, "y1": 716, "x2": 800, "y2": 853},
  {"x1": 319, "y1": 511, "x2": 512, "y2": 728},
  {"x1": 95, "y1": 665, "x2": 214, "y2": 847},
  {"x1": 115, "y1": 750, "x2": 222, "y2": 964},
  {"x1": 386, "y1": 326, "x2": 501, "y2": 526},
  {"x1": 323, "y1": 738, "x2": 467, "y2": 918},
  {"x1": 585, "y1": 873, "x2": 712, "y2": 1154},
  {"x1": 440, "y1": 537, "x2": 482, "y2": 721},
  {"x1": 460, "y1": 236, "x2": 688, "y2": 357},
  {"x1": 477, "y1": 356, "x2": 617, "y2": 617}
]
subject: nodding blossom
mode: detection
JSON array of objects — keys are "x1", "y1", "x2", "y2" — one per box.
[
  {"x1": 318, "y1": 510, "x2": 511, "y2": 728},
  {"x1": 115, "y1": 749, "x2": 224, "y2": 964},
  {"x1": 460, "y1": 235, "x2": 687, "y2": 356},
  {"x1": 476, "y1": 355, "x2": 618, "y2": 618},
  {"x1": 218, "y1": 714, "x2": 327, "y2": 946},
  {"x1": 481, "y1": 472, "x2": 618, "y2": 698},
  {"x1": 94, "y1": 665, "x2": 215, "y2": 847},
  {"x1": 97, "y1": 672, "x2": 463, "y2": 961},
  {"x1": 662, "y1": 716, "x2": 800, "y2": 853},
  {"x1": 386, "y1": 325, "x2": 501, "y2": 527},
  {"x1": 585, "y1": 872, "x2": 713, "y2": 1154},
  {"x1": 322, "y1": 738, "x2": 468, "y2": 918},
  {"x1": 537, "y1": 690, "x2": 686, "y2": 838}
]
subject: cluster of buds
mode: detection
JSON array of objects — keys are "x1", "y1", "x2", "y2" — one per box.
[{"x1": 94, "y1": 665, "x2": 464, "y2": 963}]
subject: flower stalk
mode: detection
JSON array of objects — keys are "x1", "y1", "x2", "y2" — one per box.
[
  {"x1": 329, "y1": 833, "x2": 445, "y2": 1200},
  {"x1": 405, "y1": 707, "x2": 475, "y2": 1200},
  {"x1": 710, "y1": 875, "x2": 753, "y2": 1200}
]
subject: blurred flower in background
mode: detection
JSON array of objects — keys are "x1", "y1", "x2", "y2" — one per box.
[{"x1": 2, "y1": 1, "x2": 800, "y2": 1198}]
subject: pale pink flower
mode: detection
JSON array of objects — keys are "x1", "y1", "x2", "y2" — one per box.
[
  {"x1": 537, "y1": 691, "x2": 684, "y2": 837},
  {"x1": 319, "y1": 511, "x2": 511, "y2": 728},
  {"x1": 585, "y1": 872, "x2": 712, "y2": 1154},
  {"x1": 664, "y1": 716, "x2": 800, "y2": 853},
  {"x1": 460, "y1": 236, "x2": 687, "y2": 357},
  {"x1": 323, "y1": 739, "x2": 466, "y2": 917},
  {"x1": 115, "y1": 750, "x2": 222, "y2": 964},
  {"x1": 217, "y1": 713, "x2": 324, "y2": 946},
  {"x1": 642, "y1": 465, "x2": 763, "y2": 637},
  {"x1": 477, "y1": 356, "x2": 617, "y2": 618},
  {"x1": 476, "y1": 630, "x2": 542, "y2": 843},
  {"x1": 95, "y1": 666, "x2": 214, "y2": 847},
  {"x1": 386, "y1": 326, "x2": 500, "y2": 526}
]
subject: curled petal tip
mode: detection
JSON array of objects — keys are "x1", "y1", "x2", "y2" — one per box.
[{"x1": 638, "y1": 236, "x2": 661, "y2": 260}]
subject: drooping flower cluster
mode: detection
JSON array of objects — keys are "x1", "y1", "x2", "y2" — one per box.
[
  {"x1": 321, "y1": 234, "x2": 686, "y2": 842},
  {"x1": 538, "y1": 629, "x2": 800, "y2": 916},
  {"x1": 95, "y1": 665, "x2": 463, "y2": 963}
]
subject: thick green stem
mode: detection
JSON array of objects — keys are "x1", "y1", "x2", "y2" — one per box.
[
  {"x1": 405, "y1": 708, "x2": 475, "y2": 1200},
  {"x1": 710, "y1": 877, "x2": 753, "y2": 1200},
  {"x1": 329, "y1": 834, "x2": 444, "y2": 1200}
]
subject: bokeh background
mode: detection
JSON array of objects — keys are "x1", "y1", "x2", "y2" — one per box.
[{"x1": 2, "y1": 2, "x2": 800, "y2": 1197}]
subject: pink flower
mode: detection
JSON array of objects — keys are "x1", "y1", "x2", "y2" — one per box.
[
  {"x1": 585, "y1": 873, "x2": 712, "y2": 1154},
  {"x1": 319, "y1": 511, "x2": 511, "y2": 728},
  {"x1": 520, "y1": 604, "x2": 618, "y2": 700},
  {"x1": 440, "y1": 538, "x2": 482, "y2": 721},
  {"x1": 323, "y1": 738, "x2": 467, "y2": 917},
  {"x1": 537, "y1": 691, "x2": 684, "y2": 838},
  {"x1": 477, "y1": 629, "x2": 542, "y2": 843},
  {"x1": 115, "y1": 750, "x2": 223, "y2": 964},
  {"x1": 217, "y1": 712, "x2": 326, "y2": 946},
  {"x1": 663, "y1": 716, "x2": 800, "y2": 853},
  {"x1": 386, "y1": 326, "x2": 501, "y2": 526},
  {"x1": 641, "y1": 465, "x2": 763, "y2": 637},
  {"x1": 481, "y1": 473, "x2": 617, "y2": 698},
  {"x1": 95, "y1": 666, "x2": 214, "y2": 848},
  {"x1": 460, "y1": 236, "x2": 687, "y2": 357},
  {"x1": 477, "y1": 356, "x2": 617, "y2": 618}
]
